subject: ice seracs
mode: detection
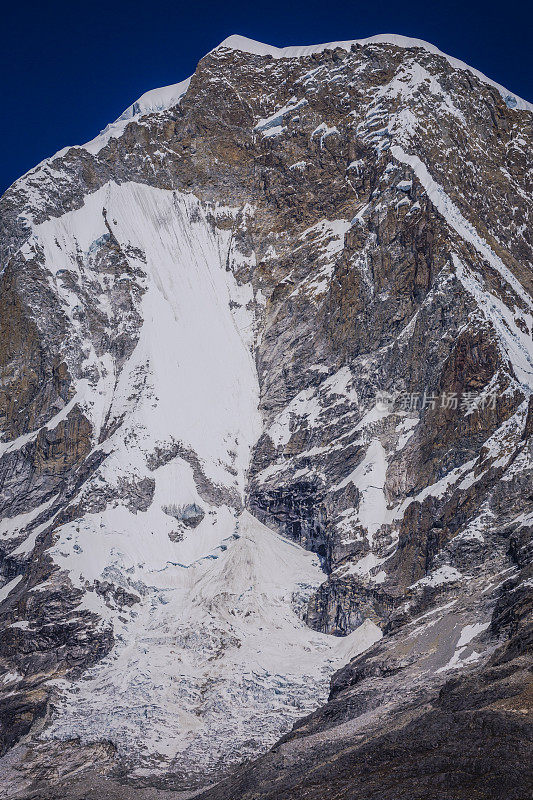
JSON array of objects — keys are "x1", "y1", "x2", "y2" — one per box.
[
  {"x1": 20, "y1": 176, "x2": 381, "y2": 774},
  {"x1": 46, "y1": 512, "x2": 382, "y2": 774}
]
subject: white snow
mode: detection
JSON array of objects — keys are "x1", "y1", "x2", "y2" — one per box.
[
  {"x1": 255, "y1": 97, "x2": 307, "y2": 137},
  {"x1": 395, "y1": 415, "x2": 419, "y2": 449},
  {"x1": 215, "y1": 35, "x2": 532, "y2": 112},
  {"x1": 83, "y1": 78, "x2": 191, "y2": 154},
  {"x1": 437, "y1": 621, "x2": 490, "y2": 672},
  {"x1": 453, "y1": 518, "x2": 488, "y2": 544},
  {"x1": 46, "y1": 512, "x2": 381, "y2": 772},
  {"x1": 19, "y1": 179, "x2": 382, "y2": 774},
  {"x1": 340, "y1": 551, "x2": 386, "y2": 580},
  {"x1": 391, "y1": 148, "x2": 533, "y2": 310},
  {"x1": 0, "y1": 575, "x2": 23, "y2": 603},
  {"x1": 0, "y1": 495, "x2": 58, "y2": 544},
  {"x1": 410, "y1": 565, "x2": 463, "y2": 589},
  {"x1": 23, "y1": 182, "x2": 261, "y2": 478},
  {"x1": 333, "y1": 439, "x2": 388, "y2": 543},
  {"x1": 11, "y1": 510, "x2": 61, "y2": 558},
  {"x1": 311, "y1": 122, "x2": 340, "y2": 146},
  {"x1": 1, "y1": 671, "x2": 20, "y2": 684},
  {"x1": 452, "y1": 255, "x2": 533, "y2": 391},
  {"x1": 456, "y1": 621, "x2": 490, "y2": 648}
]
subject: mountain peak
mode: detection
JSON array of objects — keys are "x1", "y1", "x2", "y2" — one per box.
[
  {"x1": 1, "y1": 27, "x2": 532, "y2": 799},
  {"x1": 213, "y1": 32, "x2": 531, "y2": 111}
]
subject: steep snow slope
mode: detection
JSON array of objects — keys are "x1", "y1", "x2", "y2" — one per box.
[
  {"x1": 20, "y1": 180, "x2": 260, "y2": 487},
  {"x1": 11, "y1": 179, "x2": 382, "y2": 776},
  {"x1": 84, "y1": 79, "x2": 192, "y2": 154}
]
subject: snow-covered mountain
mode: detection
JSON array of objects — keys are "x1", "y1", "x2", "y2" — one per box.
[{"x1": 0, "y1": 34, "x2": 531, "y2": 800}]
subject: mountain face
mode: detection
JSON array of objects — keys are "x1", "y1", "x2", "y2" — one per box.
[{"x1": 0, "y1": 33, "x2": 531, "y2": 799}]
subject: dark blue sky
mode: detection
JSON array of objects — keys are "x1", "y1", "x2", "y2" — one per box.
[{"x1": 1, "y1": 0, "x2": 531, "y2": 194}]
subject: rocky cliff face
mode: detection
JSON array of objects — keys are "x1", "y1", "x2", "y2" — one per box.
[{"x1": 0, "y1": 33, "x2": 531, "y2": 799}]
